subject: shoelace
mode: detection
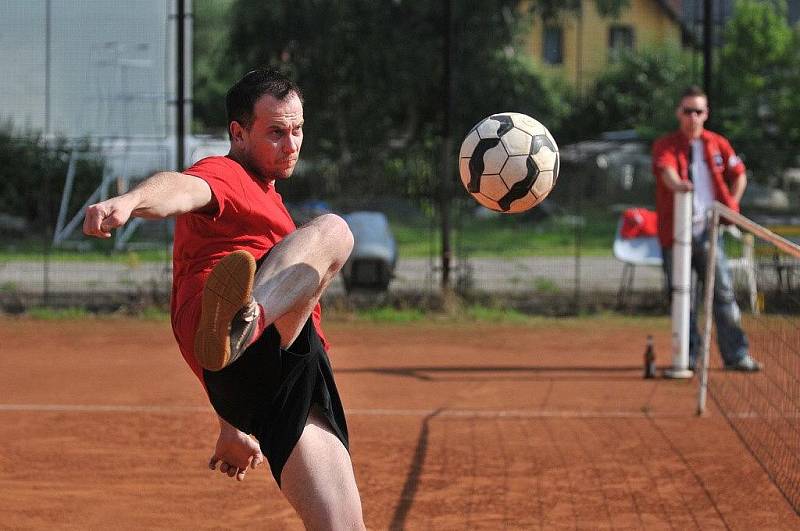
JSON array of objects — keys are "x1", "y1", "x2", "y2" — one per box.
[
  {"x1": 230, "y1": 299, "x2": 259, "y2": 355},
  {"x1": 240, "y1": 299, "x2": 259, "y2": 322}
]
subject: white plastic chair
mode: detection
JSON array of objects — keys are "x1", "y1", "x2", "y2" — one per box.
[
  {"x1": 613, "y1": 218, "x2": 663, "y2": 308},
  {"x1": 612, "y1": 218, "x2": 758, "y2": 313}
]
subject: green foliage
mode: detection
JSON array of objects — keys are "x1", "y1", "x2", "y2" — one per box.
[
  {"x1": 592, "y1": 0, "x2": 631, "y2": 18},
  {"x1": 26, "y1": 307, "x2": 92, "y2": 320},
  {"x1": 352, "y1": 304, "x2": 534, "y2": 323},
  {"x1": 205, "y1": 0, "x2": 577, "y2": 202},
  {"x1": 452, "y1": 46, "x2": 573, "y2": 140},
  {"x1": 340, "y1": 306, "x2": 667, "y2": 325},
  {"x1": 192, "y1": 0, "x2": 238, "y2": 134},
  {"x1": 462, "y1": 304, "x2": 532, "y2": 322},
  {"x1": 138, "y1": 306, "x2": 171, "y2": 321},
  {"x1": 716, "y1": 0, "x2": 799, "y2": 179},
  {"x1": 354, "y1": 306, "x2": 427, "y2": 323},
  {"x1": 0, "y1": 246, "x2": 168, "y2": 262},
  {"x1": 0, "y1": 124, "x2": 104, "y2": 234},
  {"x1": 530, "y1": 0, "x2": 630, "y2": 21},
  {"x1": 565, "y1": 45, "x2": 693, "y2": 143},
  {"x1": 562, "y1": 1, "x2": 799, "y2": 181},
  {"x1": 192, "y1": 0, "x2": 635, "y2": 159},
  {"x1": 190, "y1": 0, "x2": 799, "y2": 201},
  {"x1": 19, "y1": 307, "x2": 168, "y2": 320},
  {"x1": 393, "y1": 209, "x2": 616, "y2": 257}
]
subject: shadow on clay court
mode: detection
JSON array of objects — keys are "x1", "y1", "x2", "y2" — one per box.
[
  {"x1": 338, "y1": 365, "x2": 649, "y2": 382},
  {"x1": 389, "y1": 408, "x2": 442, "y2": 530},
  {"x1": 355, "y1": 365, "x2": 672, "y2": 528}
]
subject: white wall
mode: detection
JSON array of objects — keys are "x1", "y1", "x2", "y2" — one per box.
[{"x1": 0, "y1": 0, "x2": 174, "y2": 140}]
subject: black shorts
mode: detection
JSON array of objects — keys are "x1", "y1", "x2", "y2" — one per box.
[{"x1": 202, "y1": 318, "x2": 349, "y2": 485}]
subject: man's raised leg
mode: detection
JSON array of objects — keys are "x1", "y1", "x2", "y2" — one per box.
[
  {"x1": 280, "y1": 408, "x2": 365, "y2": 530},
  {"x1": 251, "y1": 213, "x2": 353, "y2": 348},
  {"x1": 194, "y1": 213, "x2": 353, "y2": 370}
]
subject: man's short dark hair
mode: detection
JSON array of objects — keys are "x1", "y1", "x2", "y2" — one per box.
[
  {"x1": 225, "y1": 68, "x2": 304, "y2": 137},
  {"x1": 680, "y1": 85, "x2": 706, "y2": 100}
]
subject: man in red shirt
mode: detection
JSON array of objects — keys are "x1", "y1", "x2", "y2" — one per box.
[
  {"x1": 83, "y1": 68, "x2": 365, "y2": 529},
  {"x1": 652, "y1": 85, "x2": 760, "y2": 372}
]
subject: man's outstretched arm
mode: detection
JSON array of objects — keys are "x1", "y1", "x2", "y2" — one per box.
[{"x1": 83, "y1": 171, "x2": 213, "y2": 238}]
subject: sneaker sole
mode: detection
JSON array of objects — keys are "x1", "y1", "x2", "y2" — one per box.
[
  {"x1": 194, "y1": 250, "x2": 256, "y2": 371},
  {"x1": 724, "y1": 365, "x2": 761, "y2": 372}
]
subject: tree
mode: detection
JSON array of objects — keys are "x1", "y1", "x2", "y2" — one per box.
[
  {"x1": 0, "y1": 124, "x2": 104, "y2": 233},
  {"x1": 221, "y1": 1, "x2": 572, "y2": 200},
  {"x1": 564, "y1": 45, "x2": 693, "y2": 143},
  {"x1": 192, "y1": 0, "x2": 238, "y2": 134},
  {"x1": 193, "y1": 1, "x2": 625, "y2": 202},
  {"x1": 715, "y1": 0, "x2": 797, "y2": 180}
]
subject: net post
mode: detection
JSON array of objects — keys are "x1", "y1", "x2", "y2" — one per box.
[
  {"x1": 665, "y1": 191, "x2": 694, "y2": 379},
  {"x1": 697, "y1": 204, "x2": 720, "y2": 415}
]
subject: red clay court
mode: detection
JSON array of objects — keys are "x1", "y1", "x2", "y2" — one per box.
[{"x1": 0, "y1": 315, "x2": 798, "y2": 529}]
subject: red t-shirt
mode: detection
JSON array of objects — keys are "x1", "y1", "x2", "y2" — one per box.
[
  {"x1": 170, "y1": 156, "x2": 329, "y2": 385},
  {"x1": 651, "y1": 129, "x2": 745, "y2": 247}
]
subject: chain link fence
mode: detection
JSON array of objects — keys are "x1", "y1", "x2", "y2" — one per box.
[
  {"x1": 2, "y1": 0, "x2": 796, "y2": 315},
  {"x1": 4, "y1": 132, "x2": 791, "y2": 315}
]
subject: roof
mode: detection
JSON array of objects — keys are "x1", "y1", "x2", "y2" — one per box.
[
  {"x1": 654, "y1": 0, "x2": 682, "y2": 23},
  {"x1": 653, "y1": 0, "x2": 697, "y2": 44}
]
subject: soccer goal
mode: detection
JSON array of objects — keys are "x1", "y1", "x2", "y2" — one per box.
[{"x1": 696, "y1": 201, "x2": 800, "y2": 513}]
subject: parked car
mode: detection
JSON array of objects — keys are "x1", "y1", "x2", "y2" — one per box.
[{"x1": 341, "y1": 211, "x2": 397, "y2": 292}]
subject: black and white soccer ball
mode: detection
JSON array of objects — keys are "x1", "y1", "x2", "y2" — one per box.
[{"x1": 459, "y1": 112, "x2": 559, "y2": 213}]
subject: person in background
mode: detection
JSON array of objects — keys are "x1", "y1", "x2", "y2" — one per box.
[{"x1": 652, "y1": 85, "x2": 761, "y2": 372}]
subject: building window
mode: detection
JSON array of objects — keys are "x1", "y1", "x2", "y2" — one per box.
[
  {"x1": 543, "y1": 26, "x2": 563, "y2": 65},
  {"x1": 608, "y1": 25, "x2": 634, "y2": 59}
]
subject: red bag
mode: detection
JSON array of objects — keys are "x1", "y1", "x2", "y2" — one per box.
[{"x1": 620, "y1": 208, "x2": 658, "y2": 239}]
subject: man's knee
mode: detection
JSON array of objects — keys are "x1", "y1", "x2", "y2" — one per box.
[{"x1": 314, "y1": 214, "x2": 354, "y2": 267}]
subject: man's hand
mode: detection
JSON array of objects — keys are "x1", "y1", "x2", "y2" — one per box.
[
  {"x1": 659, "y1": 167, "x2": 694, "y2": 193},
  {"x1": 83, "y1": 196, "x2": 137, "y2": 238},
  {"x1": 670, "y1": 180, "x2": 694, "y2": 193},
  {"x1": 209, "y1": 418, "x2": 265, "y2": 482}
]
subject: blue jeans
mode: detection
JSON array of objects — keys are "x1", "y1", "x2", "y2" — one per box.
[{"x1": 661, "y1": 230, "x2": 749, "y2": 367}]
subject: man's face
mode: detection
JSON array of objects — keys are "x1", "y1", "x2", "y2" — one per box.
[
  {"x1": 676, "y1": 95, "x2": 708, "y2": 139},
  {"x1": 232, "y1": 92, "x2": 304, "y2": 182}
]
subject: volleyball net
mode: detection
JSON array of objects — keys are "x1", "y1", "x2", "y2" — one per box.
[{"x1": 696, "y1": 202, "x2": 800, "y2": 514}]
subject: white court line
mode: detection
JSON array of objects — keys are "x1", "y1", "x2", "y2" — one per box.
[
  {"x1": 0, "y1": 403, "x2": 684, "y2": 418},
  {"x1": 722, "y1": 411, "x2": 800, "y2": 419},
  {"x1": 0, "y1": 404, "x2": 209, "y2": 413},
  {"x1": 0, "y1": 404, "x2": 792, "y2": 419},
  {"x1": 355, "y1": 409, "x2": 800, "y2": 419},
  {"x1": 348, "y1": 408, "x2": 686, "y2": 419}
]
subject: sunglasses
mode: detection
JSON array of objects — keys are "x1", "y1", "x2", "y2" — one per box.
[{"x1": 681, "y1": 107, "x2": 707, "y2": 116}]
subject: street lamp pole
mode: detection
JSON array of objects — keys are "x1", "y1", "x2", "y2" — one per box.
[
  {"x1": 703, "y1": 0, "x2": 714, "y2": 102},
  {"x1": 440, "y1": 0, "x2": 453, "y2": 290}
]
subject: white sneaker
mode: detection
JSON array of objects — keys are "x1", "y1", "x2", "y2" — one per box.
[{"x1": 724, "y1": 355, "x2": 762, "y2": 372}]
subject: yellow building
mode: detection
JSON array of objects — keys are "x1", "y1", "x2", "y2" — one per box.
[{"x1": 526, "y1": 0, "x2": 683, "y2": 95}]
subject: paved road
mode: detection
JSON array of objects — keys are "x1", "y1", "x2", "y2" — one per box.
[{"x1": 0, "y1": 256, "x2": 664, "y2": 295}]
